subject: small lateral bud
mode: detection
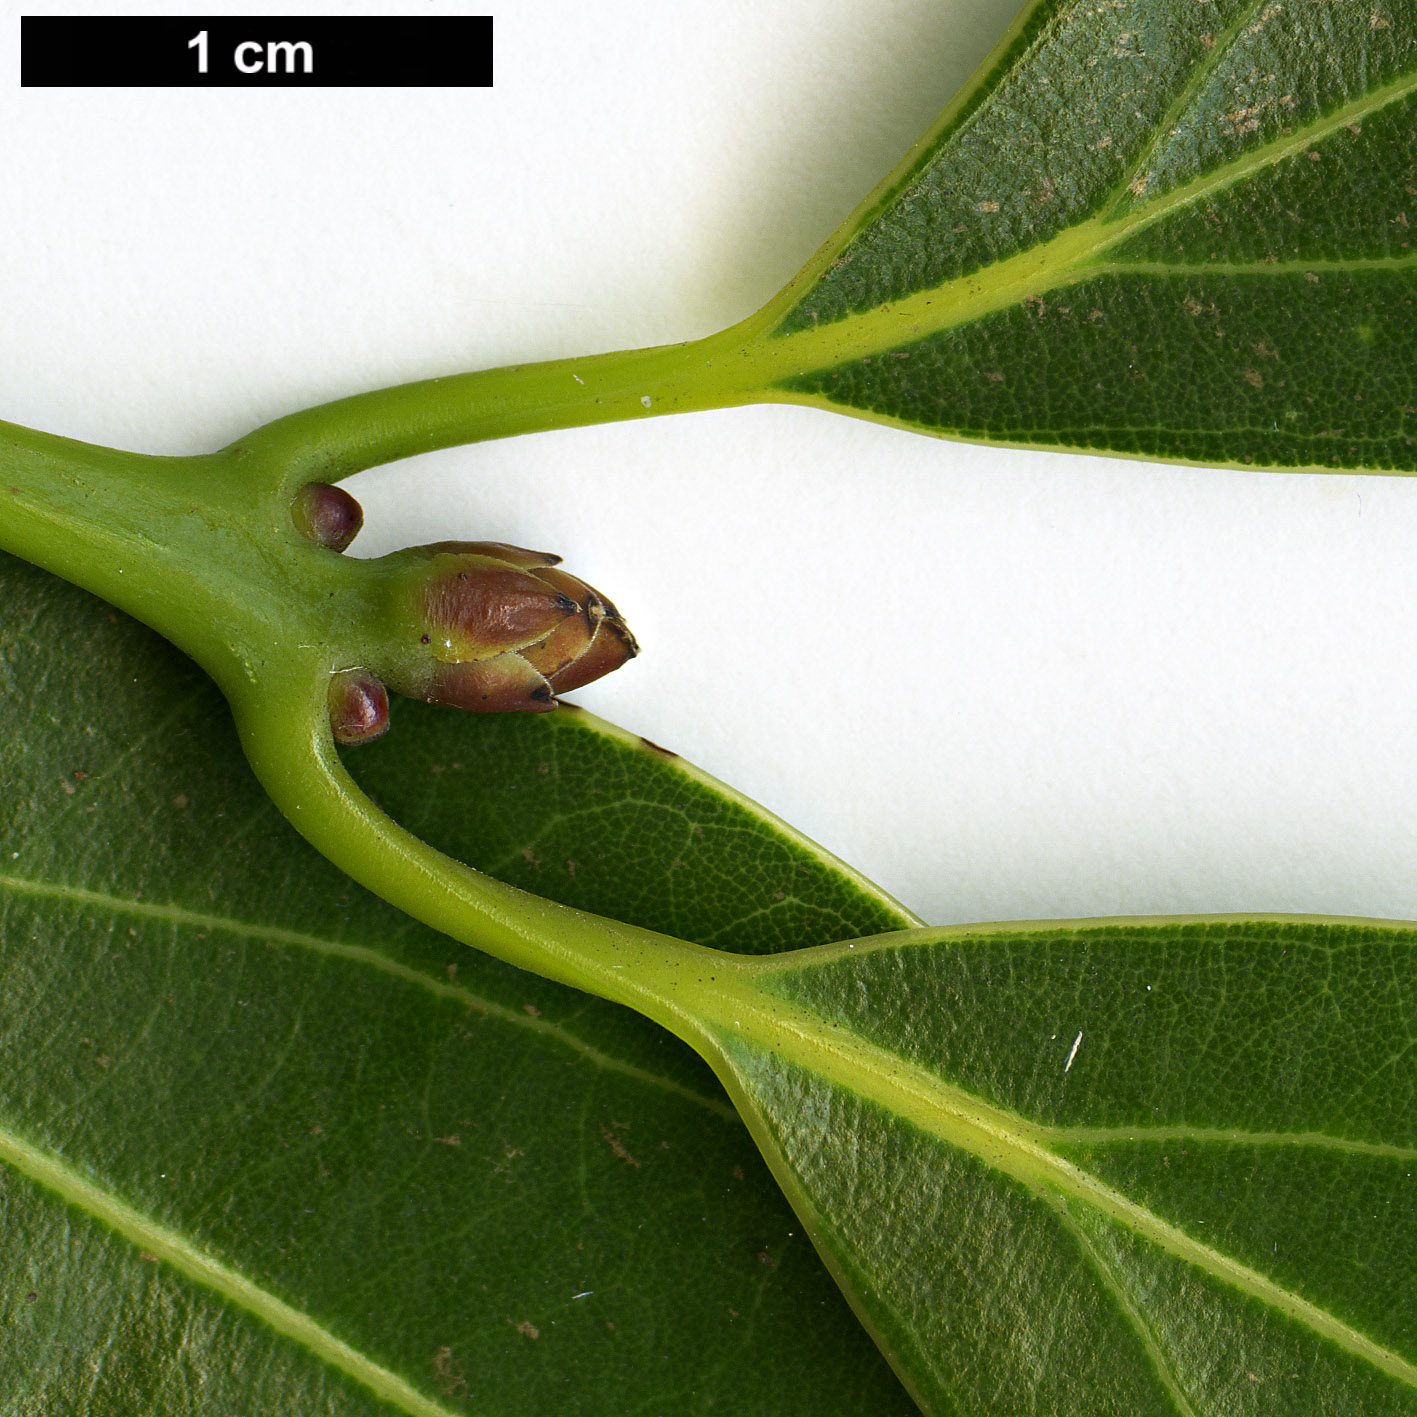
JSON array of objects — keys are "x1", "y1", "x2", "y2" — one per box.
[
  {"x1": 328, "y1": 668, "x2": 389, "y2": 745},
  {"x1": 293, "y1": 483, "x2": 364, "y2": 552}
]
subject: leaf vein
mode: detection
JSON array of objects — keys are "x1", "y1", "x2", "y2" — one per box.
[
  {"x1": 1044, "y1": 1125, "x2": 1417, "y2": 1160},
  {"x1": 714, "y1": 980, "x2": 1417, "y2": 1387},
  {"x1": 0, "y1": 1123, "x2": 464, "y2": 1417},
  {"x1": 1111, "y1": 74, "x2": 1417, "y2": 240},
  {"x1": 1103, "y1": 0, "x2": 1270, "y2": 219},
  {"x1": 1092, "y1": 253, "x2": 1417, "y2": 277},
  {"x1": 751, "y1": 75, "x2": 1417, "y2": 381},
  {"x1": 0, "y1": 872, "x2": 734, "y2": 1120},
  {"x1": 1051, "y1": 1197, "x2": 1201, "y2": 1417}
]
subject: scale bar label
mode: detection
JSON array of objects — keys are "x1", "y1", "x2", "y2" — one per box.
[{"x1": 21, "y1": 17, "x2": 494, "y2": 87}]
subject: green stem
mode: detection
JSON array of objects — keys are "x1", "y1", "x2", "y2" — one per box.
[
  {"x1": 0, "y1": 317, "x2": 781, "y2": 693},
  {"x1": 1, "y1": 317, "x2": 800, "y2": 1041},
  {"x1": 0, "y1": 419, "x2": 386, "y2": 706},
  {"x1": 233, "y1": 682, "x2": 731, "y2": 1039},
  {"x1": 231, "y1": 322, "x2": 771, "y2": 493}
]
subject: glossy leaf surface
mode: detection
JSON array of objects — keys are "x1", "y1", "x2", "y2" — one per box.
[
  {"x1": 0, "y1": 549, "x2": 918, "y2": 1415},
  {"x1": 700, "y1": 917, "x2": 1417, "y2": 1415},
  {"x1": 751, "y1": 0, "x2": 1417, "y2": 471}
]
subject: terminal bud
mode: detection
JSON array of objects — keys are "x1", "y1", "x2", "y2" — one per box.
[{"x1": 383, "y1": 541, "x2": 637, "y2": 713}]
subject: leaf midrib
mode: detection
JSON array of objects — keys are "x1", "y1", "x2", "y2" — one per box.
[
  {"x1": 0, "y1": 1123, "x2": 463, "y2": 1417},
  {"x1": 736, "y1": 67, "x2": 1417, "y2": 386},
  {"x1": 0, "y1": 871, "x2": 734, "y2": 1120},
  {"x1": 700, "y1": 970, "x2": 1417, "y2": 1389}
]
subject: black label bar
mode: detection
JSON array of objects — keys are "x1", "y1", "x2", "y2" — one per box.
[{"x1": 21, "y1": 17, "x2": 493, "y2": 87}]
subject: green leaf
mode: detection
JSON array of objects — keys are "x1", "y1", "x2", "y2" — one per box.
[
  {"x1": 0, "y1": 547, "x2": 919, "y2": 1415},
  {"x1": 8, "y1": 535, "x2": 1414, "y2": 1417},
  {"x1": 744, "y1": 0, "x2": 1417, "y2": 471},
  {"x1": 6, "y1": 7, "x2": 1417, "y2": 1416},
  {"x1": 692, "y1": 917, "x2": 1417, "y2": 1415}
]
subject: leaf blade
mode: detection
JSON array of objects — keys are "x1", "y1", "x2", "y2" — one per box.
[
  {"x1": 738, "y1": 0, "x2": 1417, "y2": 471},
  {"x1": 0, "y1": 548, "x2": 920, "y2": 1416},
  {"x1": 699, "y1": 918, "x2": 1417, "y2": 1414}
]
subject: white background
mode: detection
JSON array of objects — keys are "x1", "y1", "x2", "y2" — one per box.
[{"x1": 5, "y1": 0, "x2": 1417, "y2": 927}]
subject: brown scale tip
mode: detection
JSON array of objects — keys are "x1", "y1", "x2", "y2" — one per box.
[
  {"x1": 425, "y1": 653, "x2": 557, "y2": 714},
  {"x1": 294, "y1": 483, "x2": 364, "y2": 552},
  {"x1": 512, "y1": 563, "x2": 637, "y2": 694},
  {"x1": 418, "y1": 540, "x2": 562, "y2": 569},
  {"x1": 329, "y1": 669, "x2": 390, "y2": 745},
  {"x1": 548, "y1": 616, "x2": 638, "y2": 693}
]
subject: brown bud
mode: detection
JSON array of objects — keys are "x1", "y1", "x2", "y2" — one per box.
[
  {"x1": 382, "y1": 543, "x2": 637, "y2": 713},
  {"x1": 421, "y1": 557, "x2": 578, "y2": 661},
  {"x1": 293, "y1": 483, "x2": 364, "y2": 552},
  {"x1": 328, "y1": 669, "x2": 389, "y2": 745}
]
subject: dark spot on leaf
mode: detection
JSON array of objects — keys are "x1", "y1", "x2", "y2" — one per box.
[
  {"x1": 433, "y1": 1346, "x2": 467, "y2": 1397},
  {"x1": 600, "y1": 1123, "x2": 641, "y2": 1168}
]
